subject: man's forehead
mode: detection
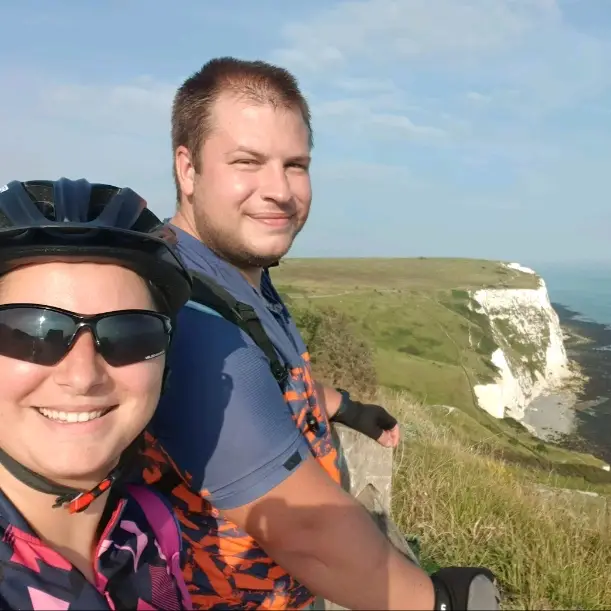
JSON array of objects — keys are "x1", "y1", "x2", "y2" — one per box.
[
  {"x1": 211, "y1": 95, "x2": 303, "y2": 125},
  {"x1": 206, "y1": 95, "x2": 311, "y2": 153}
]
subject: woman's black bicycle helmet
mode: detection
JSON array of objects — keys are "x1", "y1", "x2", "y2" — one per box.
[
  {"x1": 0, "y1": 177, "x2": 191, "y2": 314},
  {"x1": 0, "y1": 177, "x2": 193, "y2": 513}
]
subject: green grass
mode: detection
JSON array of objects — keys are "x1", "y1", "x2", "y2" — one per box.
[
  {"x1": 388, "y1": 392, "x2": 611, "y2": 610},
  {"x1": 281, "y1": 286, "x2": 500, "y2": 417},
  {"x1": 274, "y1": 257, "x2": 540, "y2": 293}
]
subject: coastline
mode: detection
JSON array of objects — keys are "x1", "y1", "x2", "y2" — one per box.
[
  {"x1": 534, "y1": 303, "x2": 611, "y2": 463},
  {"x1": 522, "y1": 387, "x2": 581, "y2": 443}
]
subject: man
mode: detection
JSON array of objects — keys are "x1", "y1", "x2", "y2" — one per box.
[{"x1": 144, "y1": 57, "x2": 499, "y2": 610}]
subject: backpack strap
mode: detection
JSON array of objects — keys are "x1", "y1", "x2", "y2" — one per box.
[
  {"x1": 127, "y1": 484, "x2": 193, "y2": 610},
  {"x1": 189, "y1": 271, "x2": 288, "y2": 387}
]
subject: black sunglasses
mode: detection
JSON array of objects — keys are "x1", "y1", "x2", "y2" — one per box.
[{"x1": 0, "y1": 304, "x2": 172, "y2": 367}]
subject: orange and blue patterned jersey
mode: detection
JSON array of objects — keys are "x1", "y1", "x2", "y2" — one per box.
[
  {"x1": 0, "y1": 487, "x2": 186, "y2": 610},
  {"x1": 145, "y1": 226, "x2": 341, "y2": 610}
]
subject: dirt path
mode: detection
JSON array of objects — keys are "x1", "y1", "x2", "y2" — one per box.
[{"x1": 288, "y1": 288, "x2": 401, "y2": 300}]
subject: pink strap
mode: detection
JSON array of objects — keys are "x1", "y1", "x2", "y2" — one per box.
[{"x1": 127, "y1": 485, "x2": 192, "y2": 610}]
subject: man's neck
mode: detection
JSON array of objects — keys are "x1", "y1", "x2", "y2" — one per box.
[
  {"x1": 238, "y1": 266, "x2": 263, "y2": 289},
  {"x1": 170, "y1": 211, "x2": 263, "y2": 289},
  {"x1": 169, "y1": 210, "x2": 197, "y2": 239}
]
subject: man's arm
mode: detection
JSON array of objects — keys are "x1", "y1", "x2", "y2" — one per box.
[
  {"x1": 155, "y1": 306, "x2": 497, "y2": 610},
  {"x1": 223, "y1": 453, "x2": 435, "y2": 610},
  {"x1": 314, "y1": 381, "x2": 343, "y2": 419}
]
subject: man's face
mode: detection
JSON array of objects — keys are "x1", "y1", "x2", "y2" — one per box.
[{"x1": 181, "y1": 93, "x2": 312, "y2": 269}]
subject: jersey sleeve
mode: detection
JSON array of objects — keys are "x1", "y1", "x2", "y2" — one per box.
[{"x1": 149, "y1": 303, "x2": 311, "y2": 510}]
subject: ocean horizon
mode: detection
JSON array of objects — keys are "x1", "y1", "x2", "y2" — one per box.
[{"x1": 532, "y1": 262, "x2": 611, "y2": 327}]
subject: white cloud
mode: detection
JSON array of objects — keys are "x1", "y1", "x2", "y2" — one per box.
[
  {"x1": 335, "y1": 77, "x2": 400, "y2": 95},
  {"x1": 273, "y1": 0, "x2": 561, "y2": 71},
  {"x1": 369, "y1": 112, "x2": 446, "y2": 137},
  {"x1": 273, "y1": 44, "x2": 344, "y2": 75},
  {"x1": 466, "y1": 91, "x2": 492, "y2": 104},
  {"x1": 313, "y1": 160, "x2": 417, "y2": 184},
  {"x1": 268, "y1": 0, "x2": 611, "y2": 200},
  {"x1": 271, "y1": 0, "x2": 611, "y2": 118},
  {"x1": 40, "y1": 77, "x2": 175, "y2": 136},
  {"x1": 0, "y1": 71, "x2": 177, "y2": 217},
  {"x1": 313, "y1": 96, "x2": 445, "y2": 141}
]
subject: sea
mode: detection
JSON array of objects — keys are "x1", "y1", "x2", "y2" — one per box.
[
  {"x1": 535, "y1": 262, "x2": 611, "y2": 326},
  {"x1": 530, "y1": 261, "x2": 611, "y2": 463}
]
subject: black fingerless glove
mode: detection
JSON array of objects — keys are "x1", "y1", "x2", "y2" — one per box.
[
  {"x1": 330, "y1": 389, "x2": 398, "y2": 441},
  {"x1": 431, "y1": 567, "x2": 500, "y2": 611}
]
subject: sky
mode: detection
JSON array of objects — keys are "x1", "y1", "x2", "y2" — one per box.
[{"x1": 0, "y1": 0, "x2": 610, "y2": 266}]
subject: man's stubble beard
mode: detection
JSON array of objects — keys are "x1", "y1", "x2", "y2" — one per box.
[{"x1": 192, "y1": 200, "x2": 304, "y2": 271}]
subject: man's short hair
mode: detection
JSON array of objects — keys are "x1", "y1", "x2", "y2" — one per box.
[{"x1": 171, "y1": 57, "x2": 313, "y2": 202}]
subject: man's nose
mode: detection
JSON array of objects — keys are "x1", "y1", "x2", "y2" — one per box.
[{"x1": 260, "y1": 164, "x2": 292, "y2": 204}]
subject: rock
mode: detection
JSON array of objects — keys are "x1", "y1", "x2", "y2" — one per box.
[
  {"x1": 316, "y1": 424, "x2": 420, "y2": 611},
  {"x1": 533, "y1": 484, "x2": 608, "y2": 523}
]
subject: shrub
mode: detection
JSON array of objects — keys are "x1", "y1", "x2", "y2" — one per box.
[{"x1": 291, "y1": 304, "x2": 377, "y2": 397}]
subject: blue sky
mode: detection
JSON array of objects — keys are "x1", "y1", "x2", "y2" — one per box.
[{"x1": 0, "y1": 0, "x2": 610, "y2": 266}]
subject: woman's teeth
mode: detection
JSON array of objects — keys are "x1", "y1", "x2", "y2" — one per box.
[{"x1": 37, "y1": 408, "x2": 107, "y2": 423}]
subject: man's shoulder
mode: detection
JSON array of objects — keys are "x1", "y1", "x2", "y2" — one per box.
[{"x1": 170, "y1": 302, "x2": 260, "y2": 371}]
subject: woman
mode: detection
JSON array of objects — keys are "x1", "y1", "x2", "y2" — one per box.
[{"x1": 0, "y1": 178, "x2": 193, "y2": 609}]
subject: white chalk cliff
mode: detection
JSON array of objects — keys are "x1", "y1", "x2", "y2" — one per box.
[{"x1": 470, "y1": 263, "x2": 571, "y2": 420}]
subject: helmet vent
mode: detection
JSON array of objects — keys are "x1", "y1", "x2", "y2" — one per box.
[
  {"x1": 23, "y1": 183, "x2": 57, "y2": 221},
  {"x1": 88, "y1": 185, "x2": 120, "y2": 221},
  {"x1": 0, "y1": 209, "x2": 12, "y2": 228},
  {"x1": 33, "y1": 200, "x2": 56, "y2": 221}
]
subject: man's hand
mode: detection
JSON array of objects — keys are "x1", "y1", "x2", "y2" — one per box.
[
  {"x1": 331, "y1": 390, "x2": 400, "y2": 448},
  {"x1": 314, "y1": 383, "x2": 400, "y2": 447}
]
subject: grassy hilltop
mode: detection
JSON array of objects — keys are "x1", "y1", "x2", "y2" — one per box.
[
  {"x1": 274, "y1": 257, "x2": 540, "y2": 292},
  {"x1": 273, "y1": 257, "x2": 598, "y2": 472},
  {"x1": 275, "y1": 258, "x2": 541, "y2": 412},
  {"x1": 271, "y1": 257, "x2": 611, "y2": 610}
]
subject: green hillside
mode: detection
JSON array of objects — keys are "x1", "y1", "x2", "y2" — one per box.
[
  {"x1": 274, "y1": 258, "x2": 533, "y2": 409},
  {"x1": 272, "y1": 257, "x2": 611, "y2": 608},
  {"x1": 272, "y1": 256, "x2": 610, "y2": 482}
]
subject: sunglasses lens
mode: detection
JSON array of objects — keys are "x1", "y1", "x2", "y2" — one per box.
[
  {"x1": 96, "y1": 313, "x2": 169, "y2": 366},
  {"x1": 0, "y1": 307, "x2": 73, "y2": 365}
]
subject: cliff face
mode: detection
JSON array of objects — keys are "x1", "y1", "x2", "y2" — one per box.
[{"x1": 470, "y1": 263, "x2": 571, "y2": 420}]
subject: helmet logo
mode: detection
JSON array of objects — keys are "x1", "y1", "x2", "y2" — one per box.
[{"x1": 0, "y1": 185, "x2": 8, "y2": 193}]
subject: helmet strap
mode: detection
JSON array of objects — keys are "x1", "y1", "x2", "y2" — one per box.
[{"x1": 0, "y1": 435, "x2": 143, "y2": 513}]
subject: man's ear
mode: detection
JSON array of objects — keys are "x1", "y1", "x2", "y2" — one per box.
[{"x1": 175, "y1": 145, "x2": 196, "y2": 198}]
